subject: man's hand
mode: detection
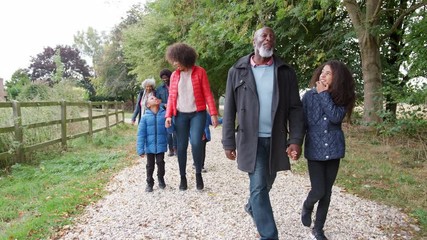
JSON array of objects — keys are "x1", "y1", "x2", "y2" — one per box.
[
  {"x1": 131, "y1": 120, "x2": 136, "y2": 125},
  {"x1": 140, "y1": 154, "x2": 145, "y2": 158},
  {"x1": 286, "y1": 144, "x2": 302, "y2": 161},
  {"x1": 224, "y1": 149, "x2": 236, "y2": 160}
]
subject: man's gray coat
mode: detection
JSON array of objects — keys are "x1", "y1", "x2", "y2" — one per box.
[{"x1": 222, "y1": 53, "x2": 305, "y2": 173}]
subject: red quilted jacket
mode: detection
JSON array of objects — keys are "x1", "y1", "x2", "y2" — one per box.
[{"x1": 165, "y1": 65, "x2": 218, "y2": 118}]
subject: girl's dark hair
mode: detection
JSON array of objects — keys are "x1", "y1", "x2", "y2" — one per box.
[
  {"x1": 309, "y1": 60, "x2": 356, "y2": 120},
  {"x1": 165, "y1": 43, "x2": 197, "y2": 68}
]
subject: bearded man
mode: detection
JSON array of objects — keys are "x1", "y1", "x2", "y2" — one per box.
[{"x1": 222, "y1": 26, "x2": 305, "y2": 239}]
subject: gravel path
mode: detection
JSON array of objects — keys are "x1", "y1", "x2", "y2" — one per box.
[{"x1": 58, "y1": 127, "x2": 415, "y2": 240}]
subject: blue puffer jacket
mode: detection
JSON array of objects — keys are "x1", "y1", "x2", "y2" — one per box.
[
  {"x1": 137, "y1": 108, "x2": 168, "y2": 155},
  {"x1": 302, "y1": 88, "x2": 346, "y2": 161}
]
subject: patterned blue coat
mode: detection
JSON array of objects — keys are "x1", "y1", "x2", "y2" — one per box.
[
  {"x1": 136, "y1": 108, "x2": 168, "y2": 155},
  {"x1": 302, "y1": 88, "x2": 346, "y2": 161}
]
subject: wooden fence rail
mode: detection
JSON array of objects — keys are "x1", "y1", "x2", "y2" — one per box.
[{"x1": 0, "y1": 100, "x2": 125, "y2": 164}]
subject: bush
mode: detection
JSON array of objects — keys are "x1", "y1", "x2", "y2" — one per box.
[
  {"x1": 51, "y1": 80, "x2": 88, "y2": 101},
  {"x1": 17, "y1": 83, "x2": 50, "y2": 101}
]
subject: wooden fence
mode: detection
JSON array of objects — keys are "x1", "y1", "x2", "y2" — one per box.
[{"x1": 0, "y1": 100, "x2": 125, "y2": 164}]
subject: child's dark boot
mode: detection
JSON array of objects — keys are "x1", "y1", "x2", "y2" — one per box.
[
  {"x1": 158, "y1": 177, "x2": 166, "y2": 189},
  {"x1": 145, "y1": 178, "x2": 154, "y2": 192}
]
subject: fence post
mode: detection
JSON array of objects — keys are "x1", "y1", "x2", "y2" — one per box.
[
  {"x1": 88, "y1": 101, "x2": 93, "y2": 141},
  {"x1": 12, "y1": 100, "x2": 24, "y2": 162},
  {"x1": 105, "y1": 102, "x2": 110, "y2": 132},
  {"x1": 115, "y1": 100, "x2": 119, "y2": 125},
  {"x1": 61, "y1": 100, "x2": 67, "y2": 150},
  {"x1": 122, "y1": 101, "x2": 125, "y2": 123}
]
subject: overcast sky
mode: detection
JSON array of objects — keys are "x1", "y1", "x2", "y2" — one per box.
[{"x1": 0, "y1": 0, "x2": 144, "y2": 82}]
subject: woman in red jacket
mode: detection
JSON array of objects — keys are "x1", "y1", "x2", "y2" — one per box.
[{"x1": 165, "y1": 43, "x2": 219, "y2": 191}]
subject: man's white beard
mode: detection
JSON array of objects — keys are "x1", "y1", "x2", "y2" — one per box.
[{"x1": 257, "y1": 45, "x2": 274, "y2": 58}]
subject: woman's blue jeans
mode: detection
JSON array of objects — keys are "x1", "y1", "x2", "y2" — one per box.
[
  {"x1": 246, "y1": 137, "x2": 278, "y2": 239},
  {"x1": 173, "y1": 111, "x2": 206, "y2": 176}
]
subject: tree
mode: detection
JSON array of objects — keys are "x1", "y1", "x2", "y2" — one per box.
[
  {"x1": 122, "y1": 1, "x2": 175, "y2": 81},
  {"x1": 343, "y1": 0, "x2": 427, "y2": 123},
  {"x1": 404, "y1": 12, "x2": 427, "y2": 79},
  {"x1": 92, "y1": 5, "x2": 143, "y2": 101},
  {"x1": 5, "y1": 69, "x2": 31, "y2": 100},
  {"x1": 94, "y1": 41, "x2": 137, "y2": 100},
  {"x1": 122, "y1": 0, "x2": 360, "y2": 108},
  {"x1": 120, "y1": 0, "x2": 426, "y2": 124},
  {"x1": 73, "y1": 27, "x2": 107, "y2": 75},
  {"x1": 53, "y1": 48, "x2": 64, "y2": 84},
  {"x1": 28, "y1": 45, "x2": 95, "y2": 96}
]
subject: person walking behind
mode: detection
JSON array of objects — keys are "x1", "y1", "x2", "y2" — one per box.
[
  {"x1": 300, "y1": 60, "x2": 356, "y2": 240},
  {"x1": 156, "y1": 68, "x2": 177, "y2": 156},
  {"x1": 201, "y1": 110, "x2": 222, "y2": 172},
  {"x1": 131, "y1": 78, "x2": 156, "y2": 125},
  {"x1": 164, "y1": 43, "x2": 219, "y2": 191},
  {"x1": 193, "y1": 110, "x2": 223, "y2": 172},
  {"x1": 137, "y1": 95, "x2": 169, "y2": 192},
  {"x1": 222, "y1": 26, "x2": 305, "y2": 240}
]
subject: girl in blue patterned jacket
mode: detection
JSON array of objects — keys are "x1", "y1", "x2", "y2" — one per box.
[
  {"x1": 137, "y1": 96, "x2": 169, "y2": 192},
  {"x1": 300, "y1": 60, "x2": 356, "y2": 240}
]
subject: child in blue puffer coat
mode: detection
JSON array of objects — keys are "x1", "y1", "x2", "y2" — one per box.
[{"x1": 137, "y1": 95, "x2": 169, "y2": 192}]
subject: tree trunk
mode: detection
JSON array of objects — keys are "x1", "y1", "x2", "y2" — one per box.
[
  {"x1": 360, "y1": 35, "x2": 383, "y2": 123},
  {"x1": 131, "y1": 93, "x2": 136, "y2": 111},
  {"x1": 385, "y1": 101, "x2": 397, "y2": 119},
  {"x1": 344, "y1": 0, "x2": 383, "y2": 124}
]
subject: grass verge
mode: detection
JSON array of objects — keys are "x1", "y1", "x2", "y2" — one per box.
[{"x1": 0, "y1": 124, "x2": 137, "y2": 239}]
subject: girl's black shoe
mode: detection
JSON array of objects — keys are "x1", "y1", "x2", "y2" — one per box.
[
  {"x1": 311, "y1": 228, "x2": 328, "y2": 240},
  {"x1": 301, "y1": 204, "x2": 313, "y2": 227}
]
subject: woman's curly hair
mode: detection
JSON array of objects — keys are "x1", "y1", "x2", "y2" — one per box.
[{"x1": 165, "y1": 43, "x2": 198, "y2": 68}]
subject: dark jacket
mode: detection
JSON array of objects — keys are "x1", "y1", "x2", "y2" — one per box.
[
  {"x1": 155, "y1": 83, "x2": 169, "y2": 109},
  {"x1": 136, "y1": 108, "x2": 168, "y2": 155},
  {"x1": 222, "y1": 53, "x2": 305, "y2": 173},
  {"x1": 302, "y1": 88, "x2": 346, "y2": 160},
  {"x1": 204, "y1": 111, "x2": 223, "y2": 142}
]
